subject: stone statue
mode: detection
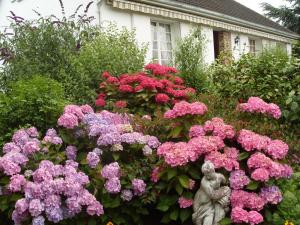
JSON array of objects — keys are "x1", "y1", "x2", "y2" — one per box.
[{"x1": 192, "y1": 161, "x2": 231, "y2": 225}]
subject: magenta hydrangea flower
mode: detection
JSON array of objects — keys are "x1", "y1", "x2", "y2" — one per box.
[
  {"x1": 132, "y1": 178, "x2": 146, "y2": 196},
  {"x1": 248, "y1": 210, "x2": 264, "y2": 225},
  {"x1": 204, "y1": 117, "x2": 235, "y2": 139},
  {"x1": 164, "y1": 101, "x2": 207, "y2": 119}
]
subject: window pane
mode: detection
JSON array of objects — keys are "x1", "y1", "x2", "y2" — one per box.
[
  {"x1": 153, "y1": 41, "x2": 158, "y2": 50},
  {"x1": 165, "y1": 24, "x2": 171, "y2": 32},
  {"x1": 161, "y1": 51, "x2": 168, "y2": 60},
  {"x1": 167, "y1": 43, "x2": 172, "y2": 51},
  {"x1": 151, "y1": 22, "x2": 156, "y2": 27},
  {"x1": 166, "y1": 33, "x2": 171, "y2": 42},
  {"x1": 152, "y1": 50, "x2": 159, "y2": 60}
]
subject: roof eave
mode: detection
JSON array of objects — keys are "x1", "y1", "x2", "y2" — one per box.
[{"x1": 133, "y1": 0, "x2": 300, "y2": 40}]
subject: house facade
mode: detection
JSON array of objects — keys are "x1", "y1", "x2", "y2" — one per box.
[{"x1": 1, "y1": 0, "x2": 299, "y2": 65}]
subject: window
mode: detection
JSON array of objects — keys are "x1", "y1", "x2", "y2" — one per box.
[
  {"x1": 151, "y1": 21, "x2": 173, "y2": 65},
  {"x1": 249, "y1": 39, "x2": 256, "y2": 55}
]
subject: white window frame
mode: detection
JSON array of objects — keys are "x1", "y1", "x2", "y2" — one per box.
[
  {"x1": 249, "y1": 39, "x2": 256, "y2": 55},
  {"x1": 151, "y1": 21, "x2": 173, "y2": 65}
]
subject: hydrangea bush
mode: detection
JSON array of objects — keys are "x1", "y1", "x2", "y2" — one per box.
[
  {"x1": 0, "y1": 104, "x2": 161, "y2": 225},
  {"x1": 149, "y1": 99, "x2": 292, "y2": 225},
  {"x1": 95, "y1": 64, "x2": 196, "y2": 115}
]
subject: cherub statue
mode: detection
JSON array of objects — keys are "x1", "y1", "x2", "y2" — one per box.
[{"x1": 192, "y1": 161, "x2": 231, "y2": 225}]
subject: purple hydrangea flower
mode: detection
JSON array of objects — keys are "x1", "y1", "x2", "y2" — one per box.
[
  {"x1": 132, "y1": 178, "x2": 146, "y2": 196},
  {"x1": 12, "y1": 129, "x2": 29, "y2": 146},
  {"x1": 121, "y1": 189, "x2": 133, "y2": 202},
  {"x1": 65, "y1": 146, "x2": 77, "y2": 160},
  {"x1": 146, "y1": 136, "x2": 161, "y2": 148},
  {"x1": 97, "y1": 132, "x2": 121, "y2": 146},
  {"x1": 45, "y1": 207, "x2": 63, "y2": 223},
  {"x1": 86, "y1": 152, "x2": 100, "y2": 168},
  {"x1": 104, "y1": 178, "x2": 121, "y2": 194},
  {"x1": 15, "y1": 198, "x2": 29, "y2": 214},
  {"x1": 86, "y1": 201, "x2": 104, "y2": 216},
  {"x1": 26, "y1": 127, "x2": 39, "y2": 138},
  {"x1": 29, "y1": 199, "x2": 44, "y2": 217},
  {"x1": 259, "y1": 186, "x2": 283, "y2": 204},
  {"x1": 2, "y1": 142, "x2": 21, "y2": 153},
  {"x1": 32, "y1": 215, "x2": 45, "y2": 225},
  {"x1": 101, "y1": 162, "x2": 121, "y2": 179},
  {"x1": 8, "y1": 174, "x2": 26, "y2": 192}
]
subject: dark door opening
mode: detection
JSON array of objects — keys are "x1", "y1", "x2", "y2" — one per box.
[{"x1": 213, "y1": 31, "x2": 220, "y2": 59}]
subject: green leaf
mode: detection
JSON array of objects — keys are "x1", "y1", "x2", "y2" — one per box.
[
  {"x1": 169, "y1": 126, "x2": 183, "y2": 138},
  {"x1": 178, "y1": 175, "x2": 190, "y2": 188},
  {"x1": 156, "y1": 202, "x2": 169, "y2": 212},
  {"x1": 180, "y1": 209, "x2": 192, "y2": 223},
  {"x1": 188, "y1": 167, "x2": 201, "y2": 179},
  {"x1": 170, "y1": 208, "x2": 179, "y2": 221},
  {"x1": 112, "y1": 153, "x2": 120, "y2": 161},
  {"x1": 167, "y1": 168, "x2": 177, "y2": 180},
  {"x1": 239, "y1": 152, "x2": 250, "y2": 160},
  {"x1": 219, "y1": 217, "x2": 232, "y2": 225},
  {"x1": 246, "y1": 181, "x2": 259, "y2": 190},
  {"x1": 161, "y1": 213, "x2": 171, "y2": 224},
  {"x1": 88, "y1": 219, "x2": 97, "y2": 225},
  {"x1": 175, "y1": 183, "x2": 184, "y2": 195}
]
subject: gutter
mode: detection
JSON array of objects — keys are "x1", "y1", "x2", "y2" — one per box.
[{"x1": 132, "y1": 0, "x2": 300, "y2": 40}]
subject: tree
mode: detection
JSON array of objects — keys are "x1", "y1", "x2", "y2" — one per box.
[
  {"x1": 262, "y1": 0, "x2": 300, "y2": 34},
  {"x1": 262, "y1": 0, "x2": 300, "y2": 57}
]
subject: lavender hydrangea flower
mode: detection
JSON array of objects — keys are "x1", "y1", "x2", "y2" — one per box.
[
  {"x1": 132, "y1": 178, "x2": 146, "y2": 196},
  {"x1": 104, "y1": 178, "x2": 121, "y2": 194},
  {"x1": 2, "y1": 142, "x2": 21, "y2": 153},
  {"x1": 92, "y1": 148, "x2": 103, "y2": 156},
  {"x1": 45, "y1": 207, "x2": 63, "y2": 223},
  {"x1": 8, "y1": 174, "x2": 26, "y2": 192},
  {"x1": 15, "y1": 198, "x2": 29, "y2": 214},
  {"x1": 29, "y1": 199, "x2": 44, "y2": 217},
  {"x1": 101, "y1": 162, "x2": 121, "y2": 179},
  {"x1": 12, "y1": 129, "x2": 29, "y2": 147},
  {"x1": 259, "y1": 186, "x2": 283, "y2": 204},
  {"x1": 121, "y1": 189, "x2": 133, "y2": 202},
  {"x1": 146, "y1": 136, "x2": 161, "y2": 148},
  {"x1": 97, "y1": 132, "x2": 121, "y2": 146},
  {"x1": 26, "y1": 127, "x2": 39, "y2": 137},
  {"x1": 65, "y1": 146, "x2": 77, "y2": 160},
  {"x1": 32, "y1": 215, "x2": 45, "y2": 225},
  {"x1": 57, "y1": 113, "x2": 78, "y2": 129},
  {"x1": 86, "y1": 201, "x2": 104, "y2": 216},
  {"x1": 86, "y1": 152, "x2": 100, "y2": 168}
]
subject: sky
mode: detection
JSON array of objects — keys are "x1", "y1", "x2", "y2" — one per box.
[{"x1": 235, "y1": 0, "x2": 286, "y2": 15}]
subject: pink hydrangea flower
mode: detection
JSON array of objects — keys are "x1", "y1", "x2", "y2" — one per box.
[
  {"x1": 164, "y1": 101, "x2": 207, "y2": 119},
  {"x1": 248, "y1": 210, "x2": 264, "y2": 225},
  {"x1": 229, "y1": 170, "x2": 250, "y2": 190},
  {"x1": 57, "y1": 113, "x2": 79, "y2": 129},
  {"x1": 265, "y1": 140, "x2": 289, "y2": 160},
  {"x1": 204, "y1": 117, "x2": 235, "y2": 139},
  {"x1": 231, "y1": 207, "x2": 249, "y2": 223},
  {"x1": 251, "y1": 168, "x2": 270, "y2": 182},
  {"x1": 189, "y1": 125, "x2": 205, "y2": 138},
  {"x1": 178, "y1": 197, "x2": 193, "y2": 208}
]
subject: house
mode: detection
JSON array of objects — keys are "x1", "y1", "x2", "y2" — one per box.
[{"x1": 1, "y1": 0, "x2": 299, "y2": 65}]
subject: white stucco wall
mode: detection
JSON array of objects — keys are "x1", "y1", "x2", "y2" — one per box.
[
  {"x1": 0, "y1": 0, "x2": 294, "y2": 62},
  {"x1": 231, "y1": 33, "x2": 250, "y2": 60},
  {"x1": 0, "y1": 0, "x2": 99, "y2": 30},
  {"x1": 287, "y1": 43, "x2": 292, "y2": 56}
]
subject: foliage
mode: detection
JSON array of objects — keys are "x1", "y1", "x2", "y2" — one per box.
[
  {"x1": 0, "y1": 76, "x2": 67, "y2": 147},
  {"x1": 0, "y1": 9, "x2": 146, "y2": 104},
  {"x1": 174, "y1": 27, "x2": 208, "y2": 92},
  {"x1": 262, "y1": 0, "x2": 300, "y2": 34},
  {"x1": 95, "y1": 64, "x2": 196, "y2": 115},
  {"x1": 70, "y1": 24, "x2": 147, "y2": 103},
  {"x1": 265, "y1": 171, "x2": 300, "y2": 225},
  {"x1": 282, "y1": 88, "x2": 300, "y2": 125},
  {"x1": 209, "y1": 48, "x2": 299, "y2": 104}
]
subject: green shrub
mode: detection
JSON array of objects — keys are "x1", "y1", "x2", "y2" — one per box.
[
  {"x1": 0, "y1": 76, "x2": 67, "y2": 140},
  {"x1": 209, "y1": 48, "x2": 299, "y2": 104},
  {"x1": 0, "y1": 13, "x2": 146, "y2": 104},
  {"x1": 265, "y1": 171, "x2": 300, "y2": 225},
  {"x1": 70, "y1": 24, "x2": 147, "y2": 103},
  {"x1": 174, "y1": 27, "x2": 208, "y2": 92}
]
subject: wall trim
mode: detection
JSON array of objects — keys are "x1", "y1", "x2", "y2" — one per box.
[{"x1": 109, "y1": 0, "x2": 297, "y2": 43}]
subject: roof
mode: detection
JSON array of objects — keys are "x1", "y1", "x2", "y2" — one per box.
[{"x1": 174, "y1": 0, "x2": 296, "y2": 35}]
